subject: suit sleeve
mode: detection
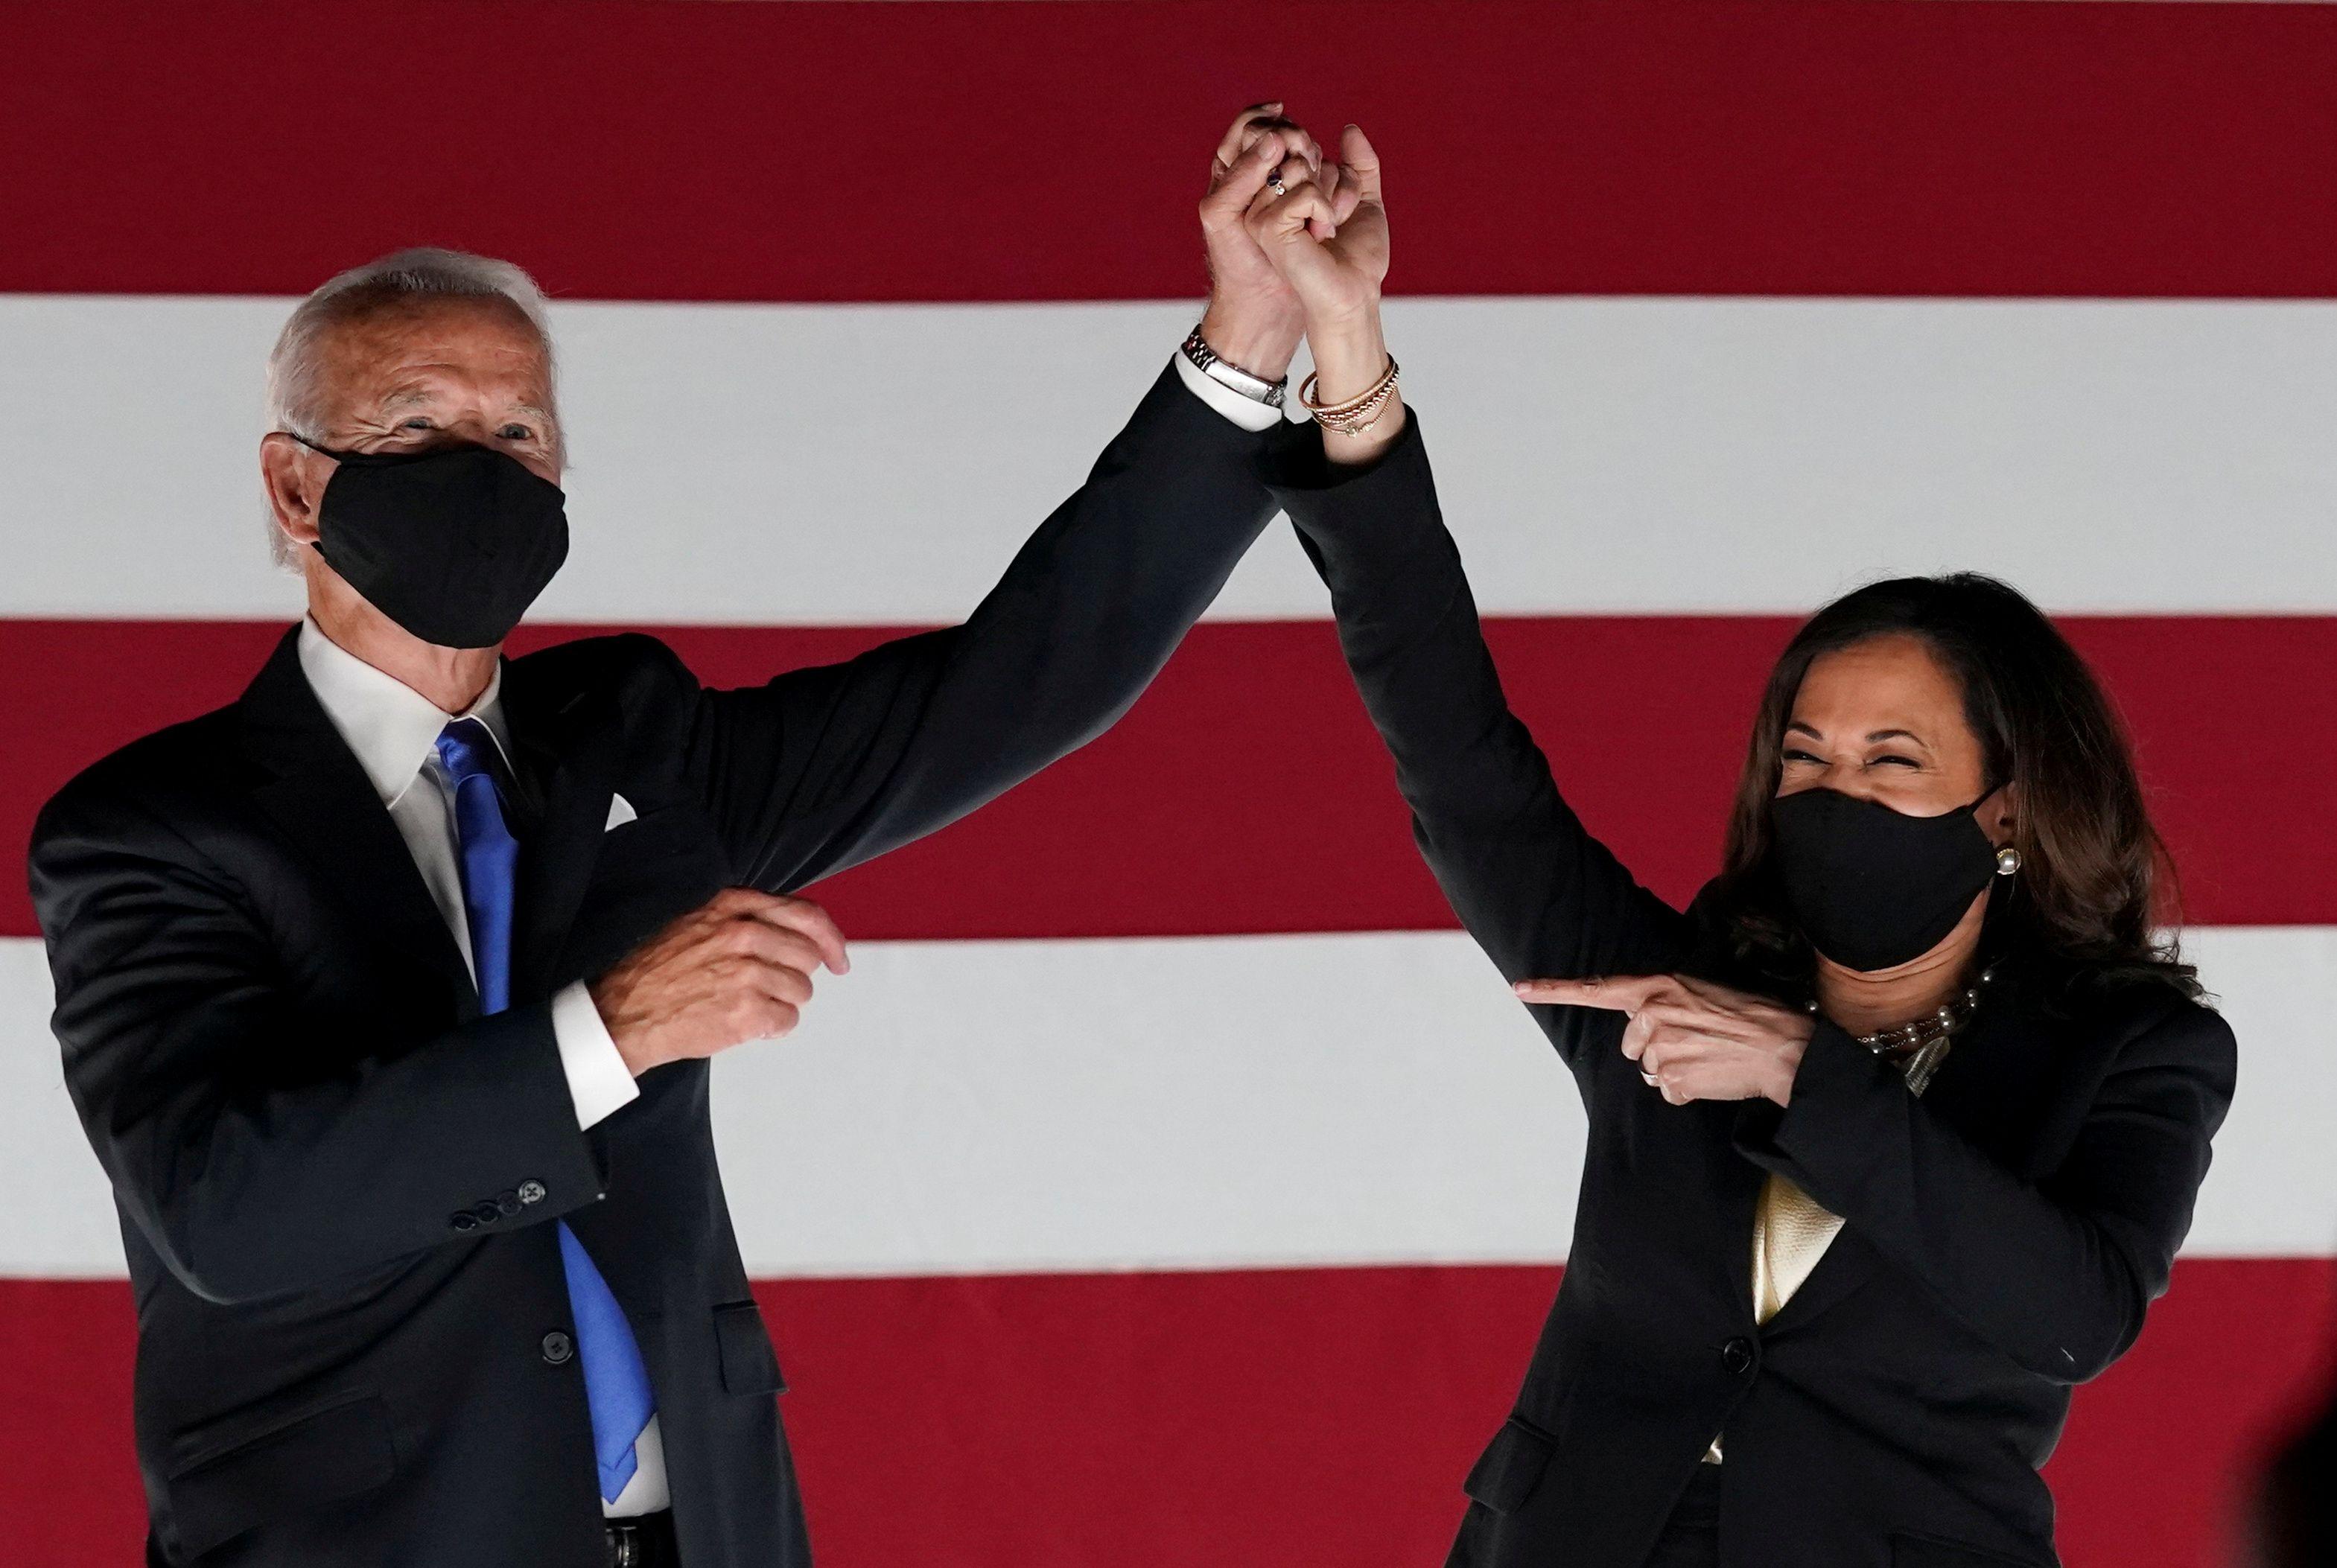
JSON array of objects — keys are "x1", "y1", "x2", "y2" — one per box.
[
  {"x1": 31, "y1": 788, "x2": 605, "y2": 1306},
  {"x1": 1271, "y1": 412, "x2": 1691, "y2": 1067},
  {"x1": 1735, "y1": 1003, "x2": 2236, "y2": 1381},
  {"x1": 683, "y1": 363, "x2": 1282, "y2": 891}
]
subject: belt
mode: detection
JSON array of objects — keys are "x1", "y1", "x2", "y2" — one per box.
[{"x1": 605, "y1": 1509, "x2": 680, "y2": 1568}]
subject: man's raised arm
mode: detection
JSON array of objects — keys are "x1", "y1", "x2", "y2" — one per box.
[{"x1": 681, "y1": 106, "x2": 1337, "y2": 889}]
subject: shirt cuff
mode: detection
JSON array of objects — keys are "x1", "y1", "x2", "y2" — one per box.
[
  {"x1": 1171, "y1": 350, "x2": 1285, "y2": 433},
  {"x1": 551, "y1": 980, "x2": 640, "y2": 1130}
]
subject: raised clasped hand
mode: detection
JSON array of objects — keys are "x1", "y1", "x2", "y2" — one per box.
[
  {"x1": 1227, "y1": 113, "x2": 1399, "y2": 459},
  {"x1": 1513, "y1": 973, "x2": 1816, "y2": 1107},
  {"x1": 1239, "y1": 120, "x2": 1388, "y2": 329},
  {"x1": 1197, "y1": 102, "x2": 1327, "y2": 383}
]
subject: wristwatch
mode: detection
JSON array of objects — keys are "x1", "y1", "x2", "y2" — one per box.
[{"x1": 1180, "y1": 326, "x2": 1287, "y2": 408}]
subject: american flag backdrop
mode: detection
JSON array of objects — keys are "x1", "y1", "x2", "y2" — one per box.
[{"x1": 4, "y1": 2, "x2": 2336, "y2": 1564}]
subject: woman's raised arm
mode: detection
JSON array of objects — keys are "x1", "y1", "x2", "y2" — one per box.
[{"x1": 1250, "y1": 127, "x2": 1689, "y2": 1062}]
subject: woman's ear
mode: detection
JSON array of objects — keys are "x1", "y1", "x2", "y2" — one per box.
[{"x1": 1985, "y1": 781, "x2": 2020, "y2": 847}]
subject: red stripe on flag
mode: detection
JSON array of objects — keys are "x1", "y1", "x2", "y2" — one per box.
[
  {"x1": 2, "y1": 615, "x2": 2326, "y2": 940},
  {"x1": 4, "y1": 1259, "x2": 2328, "y2": 1565},
  {"x1": 4, "y1": 1, "x2": 2336, "y2": 302}
]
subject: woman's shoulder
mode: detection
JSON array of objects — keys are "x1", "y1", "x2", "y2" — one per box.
[{"x1": 2041, "y1": 966, "x2": 2236, "y2": 1082}]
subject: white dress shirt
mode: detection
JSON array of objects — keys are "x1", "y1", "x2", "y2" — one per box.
[{"x1": 296, "y1": 617, "x2": 669, "y2": 1516}]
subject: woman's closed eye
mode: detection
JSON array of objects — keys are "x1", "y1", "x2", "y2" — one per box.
[{"x1": 1781, "y1": 748, "x2": 1921, "y2": 770}]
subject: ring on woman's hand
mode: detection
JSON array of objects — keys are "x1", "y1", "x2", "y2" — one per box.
[{"x1": 1266, "y1": 172, "x2": 1288, "y2": 196}]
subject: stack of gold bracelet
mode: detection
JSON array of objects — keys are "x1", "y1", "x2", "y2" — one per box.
[{"x1": 1299, "y1": 355, "x2": 1401, "y2": 437}]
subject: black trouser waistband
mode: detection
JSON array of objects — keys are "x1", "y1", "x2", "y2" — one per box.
[{"x1": 605, "y1": 1509, "x2": 679, "y2": 1568}]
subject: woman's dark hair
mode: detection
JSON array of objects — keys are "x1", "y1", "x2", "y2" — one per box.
[{"x1": 1704, "y1": 573, "x2": 2199, "y2": 1004}]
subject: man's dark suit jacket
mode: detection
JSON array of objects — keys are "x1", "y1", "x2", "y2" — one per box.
[
  {"x1": 1272, "y1": 414, "x2": 2238, "y2": 1568},
  {"x1": 28, "y1": 367, "x2": 1281, "y2": 1567}
]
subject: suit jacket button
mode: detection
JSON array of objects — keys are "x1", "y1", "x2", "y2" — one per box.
[
  {"x1": 542, "y1": 1331, "x2": 575, "y2": 1365},
  {"x1": 495, "y1": 1189, "x2": 522, "y2": 1217},
  {"x1": 450, "y1": 1211, "x2": 479, "y2": 1232},
  {"x1": 1721, "y1": 1337, "x2": 1755, "y2": 1376},
  {"x1": 517, "y1": 1180, "x2": 547, "y2": 1205},
  {"x1": 473, "y1": 1202, "x2": 503, "y2": 1226}
]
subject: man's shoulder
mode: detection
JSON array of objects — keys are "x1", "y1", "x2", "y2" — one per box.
[
  {"x1": 39, "y1": 704, "x2": 244, "y2": 830},
  {"x1": 30, "y1": 703, "x2": 249, "y2": 894},
  {"x1": 506, "y1": 631, "x2": 697, "y2": 711}
]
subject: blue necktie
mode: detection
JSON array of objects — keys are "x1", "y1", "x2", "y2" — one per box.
[{"x1": 436, "y1": 718, "x2": 658, "y2": 1505}]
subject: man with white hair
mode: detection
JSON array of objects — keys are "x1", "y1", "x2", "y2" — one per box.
[{"x1": 29, "y1": 106, "x2": 1344, "y2": 1566}]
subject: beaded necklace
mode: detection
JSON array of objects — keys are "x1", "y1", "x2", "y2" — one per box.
[{"x1": 1807, "y1": 966, "x2": 1997, "y2": 1097}]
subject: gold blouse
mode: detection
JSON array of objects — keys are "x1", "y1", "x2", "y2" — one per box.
[{"x1": 1752, "y1": 1173, "x2": 1847, "y2": 1325}]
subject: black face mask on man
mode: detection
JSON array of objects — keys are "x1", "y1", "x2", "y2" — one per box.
[
  {"x1": 297, "y1": 438, "x2": 570, "y2": 649},
  {"x1": 1767, "y1": 786, "x2": 2003, "y2": 973}
]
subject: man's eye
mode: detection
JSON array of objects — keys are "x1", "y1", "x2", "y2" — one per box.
[
  {"x1": 497, "y1": 424, "x2": 534, "y2": 442},
  {"x1": 400, "y1": 417, "x2": 434, "y2": 431}
]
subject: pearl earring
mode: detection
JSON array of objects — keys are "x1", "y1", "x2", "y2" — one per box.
[{"x1": 1995, "y1": 845, "x2": 2022, "y2": 876}]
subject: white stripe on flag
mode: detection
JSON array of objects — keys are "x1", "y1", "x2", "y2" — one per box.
[
  {"x1": 0, "y1": 925, "x2": 2323, "y2": 1277},
  {"x1": 5, "y1": 294, "x2": 2337, "y2": 623}
]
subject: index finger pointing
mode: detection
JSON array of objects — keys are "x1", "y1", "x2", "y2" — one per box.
[{"x1": 1513, "y1": 975, "x2": 1665, "y2": 1011}]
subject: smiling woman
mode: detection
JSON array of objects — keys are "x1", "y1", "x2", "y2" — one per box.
[
  {"x1": 1708, "y1": 576, "x2": 2195, "y2": 1013},
  {"x1": 1252, "y1": 129, "x2": 2239, "y2": 1568}
]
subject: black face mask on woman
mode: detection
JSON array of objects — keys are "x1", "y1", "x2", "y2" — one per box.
[
  {"x1": 1767, "y1": 786, "x2": 2001, "y2": 973},
  {"x1": 298, "y1": 438, "x2": 570, "y2": 649}
]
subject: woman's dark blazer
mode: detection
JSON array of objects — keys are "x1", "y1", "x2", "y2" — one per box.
[{"x1": 1268, "y1": 413, "x2": 2237, "y2": 1568}]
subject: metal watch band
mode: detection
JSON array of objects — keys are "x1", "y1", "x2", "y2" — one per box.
[{"x1": 1180, "y1": 326, "x2": 1287, "y2": 408}]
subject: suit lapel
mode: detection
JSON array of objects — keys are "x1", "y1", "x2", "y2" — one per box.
[
  {"x1": 1755, "y1": 1210, "x2": 1878, "y2": 1336},
  {"x1": 237, "y1": 627, "x2": 479, "y2": 1017},
  {"x1": 501, "y1": 658, "x2": 622, "y2": 1002}
]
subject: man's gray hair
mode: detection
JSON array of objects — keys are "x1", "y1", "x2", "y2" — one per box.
[{"x1": 264, "y1": 247, "x2": 557, "y2": 566}]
